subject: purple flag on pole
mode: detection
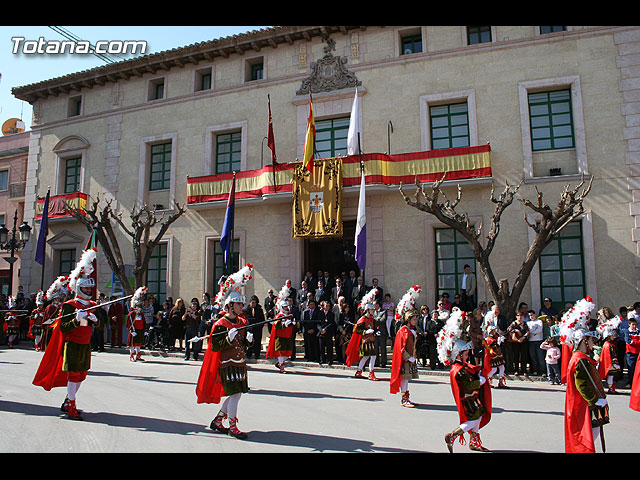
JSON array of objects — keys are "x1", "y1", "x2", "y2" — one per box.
[
  {"x1": 355, "y1": 169, "x2": 366, "y2": 271},
  {"x1": 34, "y1": 190, "x2": 50, "y2": 266}
]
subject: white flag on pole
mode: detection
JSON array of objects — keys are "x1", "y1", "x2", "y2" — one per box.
[{"x1": 347, "y1": 87, "x2": 361, "y2": 156}]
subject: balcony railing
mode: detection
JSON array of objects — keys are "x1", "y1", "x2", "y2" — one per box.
[
  {"x1": 8, "y1": 181, "x2": 26, "y2": 200},
  {"x1": 35, "y1": 191, "x2": 87, "y2": 220},
  {"x1": 186, "y1": 144, "x2": 492, "y2": 205}
]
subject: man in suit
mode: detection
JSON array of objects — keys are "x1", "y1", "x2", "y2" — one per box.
[
  {"x1": 322, "y1": 271, "x2": 334, "y2": 290},
  {"x1": 297, "y1": 280, "x2": 310, "y2": 307},
  {"x1": 371, "y1": 278, "x2": 384, "y2": 304},
  {"x1": 373, "y1": 300, "x2": 389, "y2": 367},
  {"x1": 317, "y1": 301, "x2": 336, "y2": 365},
  {"x1": 285, "y1": 279, "x2": 297, "y2": 306},
  {"x1": 331, "y1": 277, "x2": 345, "y2": 306},
  {"x1": 302, "y1": 299, "x2": 320, "y2": 362},
  {"x1": 315, "y1": 280, "x2": 330, "y2": 305},
  {"x1": 460, "y1": 264, "x2": 477, "y2": 311},
  {"x1": 351, "y1": 276, "x2": 368, "y2": 309},
  {"x1": 344, "y1": 270, "x2": 358, "y2": 299}
]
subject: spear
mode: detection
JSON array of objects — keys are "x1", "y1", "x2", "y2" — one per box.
[
  {"x1": 54, "y1": 294, "x2": 134, "y2": 322},
  {"x1": 188, "y1": 314, "x2": 294, "y2": 343}
]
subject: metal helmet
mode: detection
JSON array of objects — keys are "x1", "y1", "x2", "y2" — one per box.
[{"x1": 224, "y1": 291, "x2": 246, "y2": 306}]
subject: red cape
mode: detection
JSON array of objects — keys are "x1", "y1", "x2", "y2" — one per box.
[
  {"x1": 195, "y1": 313, "x2": 247, "y2": 404},
  {"x1": 564, "y1": 351, "x2": 598, "y2": 453},
  {"x1": 630, "y1": 360, "x2": 640, "y2": 412},
  {"x1": 390, "y1": 325, "x2": 413, "y2": 394},
  {"x1": 265, "y1": 314, "x2": 293, "y2": 358},
  {"x1": 560, "y1": 342, "x2": 572, "y2": 384},
  {"x1": 597, "y1": 340, "x2": 615, "y2": 380},
  {"x1": 449, "y1": 361, "x2": 492, "y2": 427},
  {"x1": 345, "y1": 316, "x2": 370, "y2": 367},
  {"x1": 32, "y1": 299, "x2": 95, "y2": 391}
]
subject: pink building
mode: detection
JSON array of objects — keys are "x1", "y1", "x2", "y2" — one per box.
[{"x1": 0, "y1": 130, "x2": 30, "y2": 296}]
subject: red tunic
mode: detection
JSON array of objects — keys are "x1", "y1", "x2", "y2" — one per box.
[
  {"x1": 127, "y1": 310, "x2": 146, "y2": 347},
  {"x1": 449, "y1": 361, "x2": 492, "y2": 428},
  {"x1": 265, "y1": 313, "x2": 294, "y2": 358},
  {"x1": 564, "y1": 351, "x2": 599, "y2": 453},
  {"x1": 195, "y1": 313, "x2": 248, "y2": 404}
]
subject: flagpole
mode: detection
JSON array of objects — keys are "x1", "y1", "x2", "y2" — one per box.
[{"x1": 357, "y1": 132, "x2": 365, "y2": 284}]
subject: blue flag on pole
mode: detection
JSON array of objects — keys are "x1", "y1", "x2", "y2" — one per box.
[
  {"x1": 220, "y1": 173, "x2": 236, "y2": 271},
  {"x1": 34, "y1": 190, "x2": 50, "y2": 266}
]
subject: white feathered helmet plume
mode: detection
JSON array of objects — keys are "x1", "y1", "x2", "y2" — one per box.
[
  {"x1": 68, "y1": 247, "x2": 97, "y2": 300},
  {"x1": 36, "y1": 290, "x2": 45, "y2": 306},
  {"x1": 596, "y1": 310, "x2": 621, "y2": 340},
  {"x1": 46, "y1": 275, "x2": 69, "y2": 301},
  {"x1": 395, "y1": 285, "x2": 421, "y2": 321},
  {"x1": 436, "y1": 307, "x2": 472, "y2": 366},
  {"x1": 559, "y1": 296, "x2": 596, "y2": 348},
  {"x1": 276, "y1": 283, "x2": 292, "y2": 312},
  {"x1": 358, "y1": 287, "x2": 379, "y2": 312},
  {"x1": 213, "y1": 263, "x2": 253, "y2": 309},
  {"x1": 130, "y1": 286, "x2": 148, "y2": 310},
  {"x1": 7, "y1": 295, "x2": 16, "y2": 311}
]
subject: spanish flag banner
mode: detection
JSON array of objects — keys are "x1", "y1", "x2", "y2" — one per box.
[
  {"x1": 302, "y1": 93, "x2": 315, "y2": 173},
  {"x1": 292, "y1": 157, "x2": 343, "y2": 239},
  {"x1": 186, "y1": 144, "x2": 492, "y2": 204}
]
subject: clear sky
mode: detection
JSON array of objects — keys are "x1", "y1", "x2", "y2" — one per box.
[{"x1": 0, "y1": 26, "x2": 268, "y2": 132}]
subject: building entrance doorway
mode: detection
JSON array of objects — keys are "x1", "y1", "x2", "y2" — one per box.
[{"x1": 304, "y1": 220, "x2": 360, "y2": 282}]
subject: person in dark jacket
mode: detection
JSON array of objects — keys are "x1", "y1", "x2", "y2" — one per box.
[
  {"x1": 244, "y1": 295, "x2": 265, "y2": 359},
  {"x1": 302, "y1": 299, "x2": 320, "y2": 362},
  {"x1": 317, "y1": 300, "x2": 336, "y2": 365}
]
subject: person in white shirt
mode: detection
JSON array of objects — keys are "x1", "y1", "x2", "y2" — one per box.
[{"x1": 527, "y1": 310, "x2": 545, "y2": 376}]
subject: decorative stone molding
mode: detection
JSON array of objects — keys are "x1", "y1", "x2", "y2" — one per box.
[{"x1": 296, "y1": 37, "x2": 361, "y2": 95}]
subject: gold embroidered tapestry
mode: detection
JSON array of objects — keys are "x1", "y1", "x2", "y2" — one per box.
[{"x1": 292, "y1": 157, "x2": 343, "y2": 238}]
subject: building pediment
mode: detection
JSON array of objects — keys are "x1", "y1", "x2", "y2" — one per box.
[{"x1": 47, "y1": 229, "x2": 85, "y2": 246}]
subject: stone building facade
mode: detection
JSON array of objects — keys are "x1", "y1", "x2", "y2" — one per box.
[{"x1": 11, "y1": 25, "x2": 640, "y2": 314}]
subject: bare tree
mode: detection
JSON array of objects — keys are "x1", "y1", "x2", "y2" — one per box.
[
  {"x1": 65, "y1": 195, "x2": 186, "y2": 296},
  {"x1": 399, "y1": 173, "x2": 593, "y2": 321}
]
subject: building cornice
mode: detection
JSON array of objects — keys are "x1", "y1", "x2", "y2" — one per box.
[{"x1": 11, "y1": 26, "x2": 369, "y2": 104}]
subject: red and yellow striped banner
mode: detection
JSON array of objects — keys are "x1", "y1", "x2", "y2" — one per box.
[
  {"x1": 35, "y1": 191, "x2": 87, "y2": 219},
  {"x1": 186, "y1": 144, "x2": 491, "y2": 204}
]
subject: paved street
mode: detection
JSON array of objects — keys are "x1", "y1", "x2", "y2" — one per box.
[{"x1": 1, "y1": 345, "x2": 639, "y2": 453}]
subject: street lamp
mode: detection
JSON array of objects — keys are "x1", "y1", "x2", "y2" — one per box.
[{"x1": 0, "y1": 210, "x2": 32, "y2": 296}]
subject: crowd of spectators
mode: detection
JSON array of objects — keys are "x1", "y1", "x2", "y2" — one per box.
[{"x1": 2, "y1": 272, "x2": 638, "y2": 392}]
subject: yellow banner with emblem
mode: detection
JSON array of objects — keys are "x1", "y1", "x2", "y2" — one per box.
[{"x1": 292, "y1": 157, "x2": 343, "y2": 238}]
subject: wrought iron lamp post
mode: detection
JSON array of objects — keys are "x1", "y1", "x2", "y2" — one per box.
[{"x1": 0, "y1": 210, "x2": 32, "y2": 296}]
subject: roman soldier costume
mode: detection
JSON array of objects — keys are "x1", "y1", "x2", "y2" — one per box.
[
  {"x1": 560, "y1": 296, "x2": 609, "y2": 453},
  {"x1": 3, "y1": 296, "x2": 21, "y2": 348},
  {"x1": 266, "y1": 283, "x2": 296, "y2": 373},
  {"x1": 41, "y1": 276, "x2": 68, "y2": 351},
  {"x1": 483, "y1": 325, "x2": 508, "y2": 389},
  {"x1": 127, "y1": 287, "x2": 148, "y2": 362},
  {"x1": 390, "y1": 285, "x2": 421, "y2": 407},
  {"x1": 32, "y1": 248, "x2": 103, "y2": 421},
  {"x1": 345, "y1": 288, "x2": 380, "y2": 381},
  {"x1": 28, "y1": 291, "x2": 47, "y2": 351},
  {"x1": 196, "y1": 264, "x2": 254, "y2": 439},
  {"x1": 438, "y1": 307, "x2": 492, "y2": 453},
  {"x1": 596, "y1": 314, "x2": 622, "y2": 394}
]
